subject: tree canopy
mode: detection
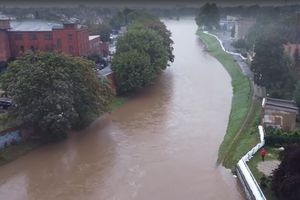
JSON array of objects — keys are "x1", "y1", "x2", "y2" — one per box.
[
  {"x1": 1, "y1": 52, "x2": 112, "y2": 141},
  {"x1": 272, "y1": 145, "x2": 300, "y2": 200},
  {"x1": 250, "y1": 37, "x2": 294, "y2": 98},
  {"x1": 195, "y1": 3, "x2": 220, "y2": 30},
  {"x1": 112, "y1": 27, "x2": 168, "y2": 94}
]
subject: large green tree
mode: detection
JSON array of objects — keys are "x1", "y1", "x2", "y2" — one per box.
[
  {"x1": 1, "y1": 52, "x2": 112, "y2": 141},
  {"x1": 112, "y1": 28, "x2": 168, "y2": 94},
  {"x1": 250, "y1": 37, "x2": 294, "y2": 97},
  {"x1": 134, "y1": 18, "x2": 174, "y2": 63},
  {"x1": 272, "y1": 145, "x2": 300, "y2": 200},
  {"x1": 196, "y1": 3, "x2": 220, "y2": 30}
]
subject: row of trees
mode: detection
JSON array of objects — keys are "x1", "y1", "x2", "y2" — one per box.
[
  {"x1": 195, "y1": 3, "x2": 220, "y2": 30},
  {"x1": 0, "y1": 52, "x2": 113, "y2": 141},
  {"x1": 111, "y1": 10, "x2": 174, "y2": 95},
  {"x1": 245, "y1": 13, "x2": 300, "y2": 100}
]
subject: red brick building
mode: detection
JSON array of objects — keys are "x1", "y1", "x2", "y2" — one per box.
[
  {"x1": 89, "y1": 35, "x2": 109, "y2": 57},
  {"x1": 0, "y1": 19, "x2": 105, "y2": 62}
]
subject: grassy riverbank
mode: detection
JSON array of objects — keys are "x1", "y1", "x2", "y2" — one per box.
[{"x1": 197, "y1": 31, "x2": 253, "y2": 169}]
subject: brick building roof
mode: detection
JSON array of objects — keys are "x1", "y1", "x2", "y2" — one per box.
[
  {"x1": 9, "y1": 20, "x2": 63, "y2": 31},
  {"x1": 262, "y1": 97, "x2": 299, "y2": 114}
]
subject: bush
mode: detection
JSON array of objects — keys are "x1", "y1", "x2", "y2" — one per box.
[
  {"x1": 272, "y1": 145, "x2": 300, "y2": 200},
  {"x1": 265, "y1": 127, "x2": 300, "y2": 147},
  {"x1": 260, "y1": 175, "x2": 271, "y2": 189}
]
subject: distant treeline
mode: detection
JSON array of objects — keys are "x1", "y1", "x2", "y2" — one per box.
[{"x1": 2, "y1": 4, "x2": 300, "y2": 23}]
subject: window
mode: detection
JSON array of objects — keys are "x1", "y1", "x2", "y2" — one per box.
[
  {"x1": 56, "y1": 39, "x2": 62, "y2": 48},
  {"x1": 68, "y1": 34, "x2": 73, "y2": 41},
  {"x1": 69, "y1": 45, "x2": 74, "y2": 55},
  {"x1": 29, "y1": 33, "x2": 37, "y2": 40},
  {"x1": 15, "y1": 34, "x2": 23, "y2": 40},
  {"x1": 44, "y1": 32, "x2": 52, "y2": 40},
  {"x1": 20, "y1": 45, "x2": 24, "y2": 52}
]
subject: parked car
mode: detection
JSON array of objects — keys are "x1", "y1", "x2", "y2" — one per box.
[{"x1": 0, "y1": 97, "x2": 12, "y2": 109}]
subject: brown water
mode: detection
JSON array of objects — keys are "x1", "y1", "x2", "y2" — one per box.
[{"x1": 0, "y1": 18, "x2": 245, "y2": 200}]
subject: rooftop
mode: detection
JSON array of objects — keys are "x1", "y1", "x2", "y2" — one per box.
[
  {"x1": 89, "y1": 35, "x2": 100, "y2": 40},
  {"x1": 99, "y1": 65, "x2": 112, "y2": 77},
  {"x1": 9, "y1": 20, "x2": 63, "y2": 32},
  {"x1": 262, "y1": 97, "x2": 299, "y2": 114}
]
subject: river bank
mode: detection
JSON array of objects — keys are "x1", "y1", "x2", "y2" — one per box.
[
  {"x1": 0, "y1": 96, "x2": 128, "y2": 166},
  {"x1": 0, "y1": 19, "x2": 244, "y2": 200},
  {"x1": 197, "y1": 30, "x2": 259, "y2": 170}
]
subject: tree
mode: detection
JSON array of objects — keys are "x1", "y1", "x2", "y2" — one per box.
[
  {"x1": 272, "y1": 145, "x2": 300, "y2": 200},
  {"x1": 250, "y1": 37, "x2": 294, "y2": 97},
  {"x1": 129, "y1": 14, "x2": 174, "y2": 63},
  {"x1": 98, "y1": 23, "x2": 112, "y2": 42},
  {"x1": 111, "y1": 50, "x2": 153, "y2": 94},
  {"x1": 195, "y1": 3, "x2": 220, "y2": 30},
  {"x1": 109, "y1": 10, "x2": 126, "y2": 30},
  {"x1": 1, "y1": 52, "x2": 112, "y2": 141},
  {"x1": 112, "y1": 28, "x2": 168, "y2": 94},
  {"x1": 87, "y1": 22, "x2": 112, "y2": 42}
]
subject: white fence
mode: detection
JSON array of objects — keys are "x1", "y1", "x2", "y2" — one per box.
[
  {"x1": 236, "y1": 125, "x2": 267, "y2": 200},
  {"x1": 202, "y1": 31, "x2": 247, "y2": 60}
]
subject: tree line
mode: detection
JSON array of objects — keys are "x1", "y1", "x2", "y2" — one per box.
[{"x1": 111, "y1": 10, "x2": 174, "y2": 95}]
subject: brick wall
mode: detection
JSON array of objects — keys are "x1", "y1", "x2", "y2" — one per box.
[{"x1": 0, "y1": 30, "x2": 11, "y2": 61}]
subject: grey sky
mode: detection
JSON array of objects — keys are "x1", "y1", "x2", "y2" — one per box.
[{"x1": 0, "y1": 0, "x2": 299, "y2": 7}]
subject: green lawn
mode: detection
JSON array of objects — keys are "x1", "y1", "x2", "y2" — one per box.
[
  {"x1": 223, "y1": 101, "x2": 261, "y2": 170},
  {"x1": 197, "y1": 31, "x2": 252, "y2": 168},
  {"x1": 248, "y1": 146, "x2": 280, "y2": 200}
]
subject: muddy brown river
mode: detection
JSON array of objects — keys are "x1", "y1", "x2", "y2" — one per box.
[{"x1": 0, "y1": 18, "x2": 245, "y2": 200}]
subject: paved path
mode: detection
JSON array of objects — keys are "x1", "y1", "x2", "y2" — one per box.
[
  {"x1": 257, "y1": 160, "x2": 280, "y2": 176},
  {"x1": 208, "y1": 30, "x2": 265, "y2": 99}
]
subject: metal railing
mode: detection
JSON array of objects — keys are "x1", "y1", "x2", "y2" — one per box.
[{"x1": 236, "y1": 125, "x2": 267, "y2": 200}]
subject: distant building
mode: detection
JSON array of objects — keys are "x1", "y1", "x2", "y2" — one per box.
[
  {"x1": 234, "y1": 18, "x2": 256, "y2": 40},
  {"x1": 0, "y1": 19, "x2": 106, "y2": 62},
  {"x1": 262, "y1": 97, "x2": 299, "y2": 131},
  {"x1": 89, "y1": 35, "x2": 109, "y2": 56},
  {"x1": 98, "y1": 66, "x2": 116, "y2": 94},
  {"x1": 284, "y1": 43, "x2": 300, "y2": 62}
]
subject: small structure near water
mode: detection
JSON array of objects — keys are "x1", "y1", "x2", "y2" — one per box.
[{"x1": 262, "y1": 97, "x2": 299, "y2": 131}]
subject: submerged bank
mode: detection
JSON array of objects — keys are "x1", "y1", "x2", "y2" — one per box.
[
  {"x1": 197, "y1": 31, "x2": 253, "y2": 169},
  {"x1": 0, "y1": 96, "x2": 128, "y2": 166}
]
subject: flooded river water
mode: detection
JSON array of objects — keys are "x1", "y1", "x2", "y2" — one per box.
[{"x1": 0, "y1": 18, "x2": 245, "y2": 200}]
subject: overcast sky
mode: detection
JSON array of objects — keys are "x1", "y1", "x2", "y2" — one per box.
[{"x1": 0, "y1": 0, "x2": 299, "y2": 7}]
